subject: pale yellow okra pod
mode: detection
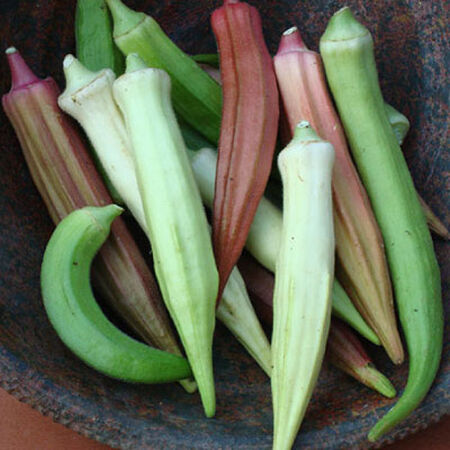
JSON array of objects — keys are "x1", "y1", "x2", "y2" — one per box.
[
  {"x1": 58, "y1": 55, "x2": 146, "y2": 229},
  {"x1": 272, "y1": 122, "x2": 335, "y2": 450},
  {"x1": 113, "y1": 60, "x2": 218, "y2": 417}
]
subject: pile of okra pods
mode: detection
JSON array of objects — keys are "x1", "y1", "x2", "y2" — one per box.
[{"x1": 2, "y1": 0, "x2": 445, "y2": 448}]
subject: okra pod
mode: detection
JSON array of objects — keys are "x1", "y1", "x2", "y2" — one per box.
[
  {"x1": 189, "y1": 147, "x2": 380, "y2": 345},
  {"x1": 106, "y1": 0, "x2": 222, "y2": 144},
  {"x1": 211, "y1": 0, "x2": 279, "y2": 298},
  {"x1": 113, "y1": 57, "x2": 219, "y2": 417},
  {"x1": 274, "y1": 27, "x2": 403, "y2": 364},
  {"x1": 320, "y1": 8, "x2": 443, "y2": 440},
  {"x1": 1, "y1": 47, "x2": 195, "y2": 390},
  {"x1": 58, "y1": 55, "x2": 145, "y2": 230},
  {"x1": 272, "y1": 122, "x2": 335, "y2": 449},
  {"x1": 75, "y1": 0, "x2": 124, "y2": 75},
  {"x1": 42, "y1": 205, "x2": 192, "y2": 383}
]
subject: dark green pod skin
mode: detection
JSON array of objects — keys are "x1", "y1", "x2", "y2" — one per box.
[
  {"x1": 41, "y1": 205, "x2": 193, "y2": 384},
  {"x1": 76, "y1": 0, "x2": 124, "y2": 75},
  {"x1": 177, "y1": 115, "x2": 214, "y2": 151},
  {"x1": 75, "y1": 0, "x2": 125, "y2": 204},
  {"x1": 191, "y1": 53, "x2": 220, "y2": 68},
  {"x1": 320, "y1": 8, "x2": 443, "y2": 442}
]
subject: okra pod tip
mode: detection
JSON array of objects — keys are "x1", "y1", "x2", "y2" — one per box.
[
  {"x1": 321, "y1": 7, "x2": 369, "y2": 42},
  {"x1": 277, "y1": 26, "x2": 308, "y2": 55},
  {"x1": 5, "y1": 47, "x2": 40, "y2": 91},
  {"x1": 125, "y1": 53, "x2": 148, "y2": 72},
  {"x1": 106, "y1": 0, "x2": 145, "y2": 38},
  {"x1": 62, "y1": 54, "x2": 108, "y2": 94}
]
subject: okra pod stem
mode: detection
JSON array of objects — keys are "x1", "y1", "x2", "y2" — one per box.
[
  {"x1": 384, "y1": 103, "x2": 410, "y2": 146},
  {"x1": 113, "y1": 58, "x2": 219, "y2": 417},
  {"x1": 272, "y1": 122, "x2": 335, "y2": 449},
  {"x1": 274, "y1": 26, "x2": 403, "y2": 364},
  {"x1": 320, "y1": 8, "x2": 443, "y2": 440}
]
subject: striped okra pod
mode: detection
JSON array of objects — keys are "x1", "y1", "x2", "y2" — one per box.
[{"x1": 210, "y1": 0, "x2": 279, "y2": 298}]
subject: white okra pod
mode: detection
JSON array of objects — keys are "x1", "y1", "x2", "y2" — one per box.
[
  {"x1": 272, "y1": 122, "x2": 335, "y2": 450},
  {"x1": 113, "y1": 57, "x2": 218, "y2": 417},
  {"x1": 217, "y1": 266, "x2": 272, "y2": 376},
  {"x1": 58, "y1": 55, "x2": 145, "y2": 229},
  {"x1": 188, "y1": 147, "x2": 378, "y2": 344}
]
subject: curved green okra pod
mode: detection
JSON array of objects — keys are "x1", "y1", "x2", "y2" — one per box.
[
  {"x1": 272, "y1": 122, "x2": 335, "y2": 450},
  {"x1": 113, "y1": 57, "x2": 219, "y2": 417},
  {"x1": 320, "y1": 8, "x2": 443, "y2": 441},
  {"x1": 106, "y1": 0, "x2": 222, "y2": 144},
  {"x1": 188, "y1": 147, "x2": 380, "y2": 345},
  {"x1": 41, "y1": 205, "x2": 192, "y2": 383}
]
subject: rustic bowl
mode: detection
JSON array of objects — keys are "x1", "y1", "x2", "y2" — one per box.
[{"x1": 0, "y1": 0, "x2": 448, "y2": 448}]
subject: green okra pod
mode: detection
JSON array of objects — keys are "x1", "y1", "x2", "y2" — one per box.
[
  {"x1": 320, "y1": 8, "x2": 443, "y2": 441},
  {"x1": 76, "y1": 0, "x2": 124, "y2": 75},
  {"x1": 113, "y1": 56, "x2": 219, "y2": 417},
  {"x1": 41, "y1": 205, "x2": 192, "y2": 383},
  {"x1": 106, "y1": 0, "x2": 222, "y2": 144}
]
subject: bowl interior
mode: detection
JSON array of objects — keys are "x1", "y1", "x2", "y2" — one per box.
[{"x1": 0, "y1": 1, "x2": 448, "y2": 448}]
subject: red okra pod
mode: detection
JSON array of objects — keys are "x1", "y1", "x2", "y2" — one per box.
[{"x1": 211, "y1": 0, "x2": 279, "y2": 299}]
